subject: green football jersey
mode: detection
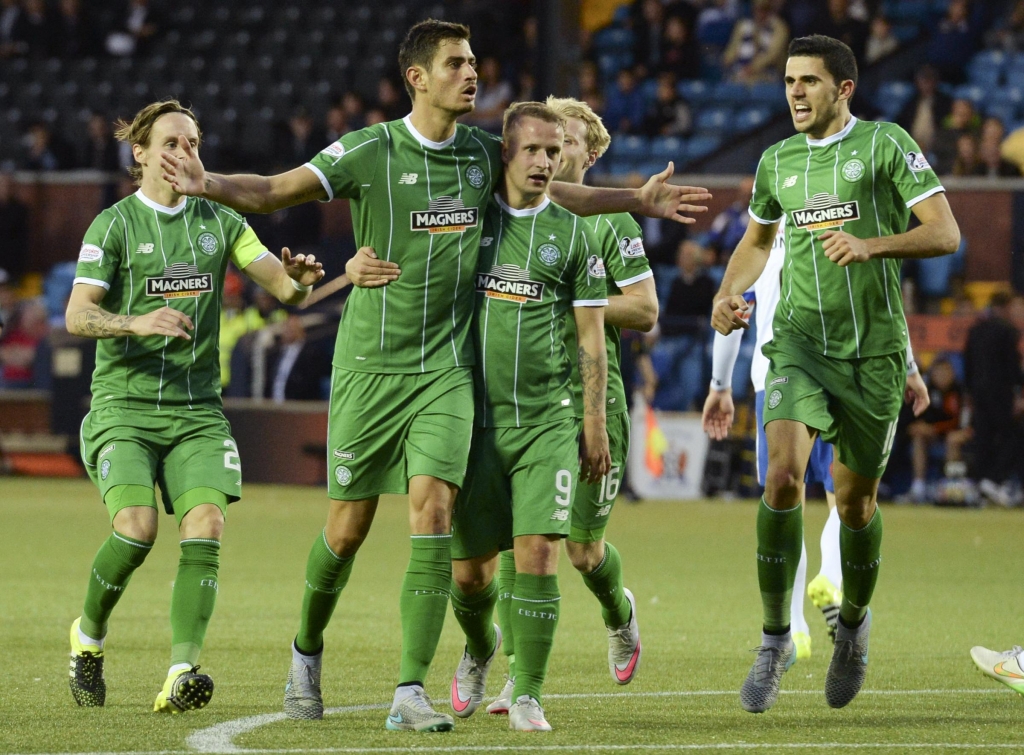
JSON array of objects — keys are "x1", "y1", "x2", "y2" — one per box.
[
  {"x1": 74, "y1": 190, "x2": 269, "y2": 410},
  {"x1": 565, "y1": 212, "x2": 652, "y2": 418},
  {"x1": 305, "y1": 116, "x2": 503, "y2": 374},
  {"x1": 748, "y1": 117, "x2": 944, "y2": 360},
  {"x1": 473, "y1": 194, "x2": 608, "y2": 429}
]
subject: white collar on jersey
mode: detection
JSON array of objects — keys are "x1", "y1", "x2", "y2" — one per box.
[
  {"x1": 494, "y1": 191, "x2": 550, "y2": 217},
  {"x1": 134, "y1": 188, "x2": 188, "y2": 215},
  {"x1": 805, "y1": 115, "x2": 858, "y2": 148},
  {"x1": 402, "y1": 114, "x2": 458, "y2": 150}
]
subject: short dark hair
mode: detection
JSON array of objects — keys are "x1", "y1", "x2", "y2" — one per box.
[
  {"x1": 397, "y1": 19, "x2": 471, "y2": 100},
  {"x1": 788, "y1": 34, "x2": 858, "y2": 86}
]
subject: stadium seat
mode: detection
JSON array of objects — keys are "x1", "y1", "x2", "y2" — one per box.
[
  {"x1": 986, "y1": 103, "x2": 1019, "y2": 128},
  {"x1": 694, "y1": 107, "x2": 732, "y2": 134},
  {"x1": 650, "y1": 136, "x2": 685, "y2": 162},
  {"x1": 952, "y1": 84, "x2": 986, "y2": 106},
  {"x1": 734, "y1": 107, "x2": 772, "y2": 132},
  {"x1": 609, "y1": 135, "x2": 649, "y2": 161},
  {"x1": 712, "y1": 82, "x2": 750, "y2": 104},
  {"x1": 747, "y1": 81, "x2": 784, "y2": 105},
  {"x1": 686, "y1": 135, "x2": 722, "y2": 160},
  {"x1": 593, "y1": 27, "x2": 633, "y2": 53},
  {"x1": 677, "y1": 79, "x2": 709, "y2": 103},
  {"x1": 968, "y1": 50, "x2": 1006, "y2": 87}
]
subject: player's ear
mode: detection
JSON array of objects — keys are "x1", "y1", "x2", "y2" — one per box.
[
  {"x1": 585, "y1": 150, "x2": 598, "y2": 170},
  {"x1": 837, "y1": 78, "x2": 855, "y2": 103},
  {"x1": 406, "y1": 65, "x2": 427, "y2": 97}
]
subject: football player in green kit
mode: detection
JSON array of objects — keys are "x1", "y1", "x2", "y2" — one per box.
[
  {"x1": 67, "y1": 100, "x2": 323, "y2": 713},
  {"x1": 162, "y1": 20, "x2": 709, "y2": 731},
  {"x1": 446, "y1": 101, "x2": 610, "y2": 732},
  {"x1": 711, "y1": 36, "x2": 960, "y2": 713},
  {"x1": 477, "y1": 96, "x2": 657, "y2": 717}
]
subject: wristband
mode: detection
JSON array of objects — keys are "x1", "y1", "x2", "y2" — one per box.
[
  {"x1": 906, "y1": 360, "x2": 919, "y2": 376},
  {"x1": 291, "y1": 278, "x2": 312, "y2": 292}
]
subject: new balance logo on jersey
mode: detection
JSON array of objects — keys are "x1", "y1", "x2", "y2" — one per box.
[
  {"x1": 136, "y1": 243, "x2": 155, "y2": 254},
  {"x1": 411, "y1": 196, "x2": 478, "y2": 234},
  {"x1": 398, "y1": 173, "x2": 418, "y2": 184},
  {"x1": 791, "y1": 193, "x2": 860, "y2": 231},
  {"x1": 146, "y1": 263, "x2": 214, "y2": 299},
  {"x1": 476, "y1": 264, "x2": 545, "y2": 303},
  {"x1": 782, "y1": 175, "x2": 798, "y2": 189}
]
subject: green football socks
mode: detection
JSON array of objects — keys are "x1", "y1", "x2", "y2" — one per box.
[
  {"x1": 81, "y1": 531, "x2": 153, "y2": 640},
  {"x1": 581, "y1": 542, "x2": 631, "y2": 628},
  {"x1": 510, "y1": 572, "x2": 560, "y2": 704},
  {"x1": 839, "y1": 507, "x2": 883, "y2": 627},
  {"x1": 170, "y1": 539, "x2": 221, "y2": 667},
  {"x1": 496, "y1": 550, "x2": 517, "y2": 678},
  {"x1": 756, "y1": 497, "x2": 803, "y2": 633},
  {"x1": 398, "y1": 534, "x2": 451, "y2": 685},
  {"x1": 295, "y1": 529, "x2": 355, "y2": 656},
  {"x1": 450, "y1": 577, "x2": 498, "y2": 660}
]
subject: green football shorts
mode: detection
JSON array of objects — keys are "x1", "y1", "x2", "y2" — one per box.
[
  {"x1": 451, "y1": 418, "x2": 580, "y2": 560},
  {"x1": 80, "y1": 406, "x2": 241, "y2": 522},
  {"x1": 762, "y1": 338, "x2": 906, "y2": 479},
  {"x1": 569, "y1": 411, "x2": 630, "y2": 544},
  {"x1": 326, "y1": 366, "x2": 474, "y2": 501}
]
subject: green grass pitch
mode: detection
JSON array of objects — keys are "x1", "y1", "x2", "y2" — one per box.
[{"x1": 1, "y1": 478, "x2": 1021, "y2": 754}]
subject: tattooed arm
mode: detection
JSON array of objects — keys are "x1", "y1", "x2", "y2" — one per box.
[
  {"x1": 159, "y1": 136, "x2": 327, "y2": 213},
  {"x1": 573, "y1": 305, "x2": 611, "y2": 483},
  {"x1": 66, "y1": 283, "x2": 193, "y2": 340}
]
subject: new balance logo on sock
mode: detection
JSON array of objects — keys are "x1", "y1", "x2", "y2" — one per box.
[{"x1": 517, "y1": 609, "x2": 557, "y2": 620}]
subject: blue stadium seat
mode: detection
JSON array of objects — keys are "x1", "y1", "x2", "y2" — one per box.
[
  {"x1": 593, "y1": 27, "x2": 633, "y2": 53},
  {"x1": 686, "y1": 135, "x2": 722, "y2": 160},
  {"x1": 986, "y1": 103, "x2": 1019, "y2": 128},
  {"x1": 640, "y1": 78, "x2": 659, "y2": 106},
  {"x1": 747, "y1": 81, "x2": 785, "y2": 105},
  {"x1": 697, "y1": 18, "x2": 735, "y2": 47},
  {"x1": 891, "y1": 23, "x2": 920, "y2": 43},
  {"x1": 968, "y1": 50, "x2": 1006, "y2": 87},
  {"x1": 952, "y1": 84, "x2": 985, "y2": 106},
  {"x1": 735, "y1": 107, "x2": 772, "y2": 132},
  {"x1": 677, "y1": 79, "x2": 709, "y2": 103},
  {"x1": 610, "y1": 135, "x2": 649, "y2": 160},
  {"x1": 650, "y1": 136, "x2": 686, "y2": 162},
  {"x1": 712, "y1": 81, "x2": 750, "y2": 104},
  {"x1": 694, "y1": 107, "x2": 732, "y2": 133}
]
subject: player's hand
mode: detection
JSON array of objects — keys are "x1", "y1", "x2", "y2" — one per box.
[
  {"x1": 904, "y1": 370, "x2": 930, "y2": 417},
  {"x1": 820, "y1": 230, "x2": 871, "y2": 266},
  {"x1": 160, "y1": 135, "x2": 206, "y2": 196},
  {"x1": 702, "y1": 389, "x2": 735, "y2": 440},
  {"x1": 345, "y1": 246, "x2": 401, "y2": 288},
  {"x1": 710, "y1": 295, "x2": 751, "y2": 335},
  {"x1": 637, "y1": 162, "x2": 712, "y2": 224},
  {"x1": 130, "y1": 306, "x2": 193, "y2": 340},
  {"x1": 281, "y1": 247, "x2": 325, "y2": 287},
  {"x1": 579, "y1": 418, "x2": 611, "y2": 483}
]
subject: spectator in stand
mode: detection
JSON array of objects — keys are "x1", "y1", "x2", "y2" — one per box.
[
  {"x1": 364, "y1": 107, "x2": 387, "y2": 127},
  {"x1": 0, "y1": 172, "x2": 28, "y2": 282},
  {"x1": 515, "y1": 70, "x2": 537, "y2": 102},
  {"x1": 632, "y1": 0, "x2": 667, "y2": 77},
  {"x1": 274, "y1": 109, "x2": 325, "y2": 168},
  {"x1": 53, "y1": 0, "x2": 100, "y2": 59},
  {"x1": 951, "y1": 133, "x2": 981, "y2": 176},
  {"x1": 697, "y1": 0, "x2": 741, "y2": 48},
  {"x1": 324, "y1": 104, "x2": 349, "y2": 144},
  {"x1": 986, "y1": 0, "x2": 1024, "y2": 52},
  {"x1": 79, "y1": 114, "x2": 120, "y2": 171},
  {"x1": 864, "y1": 14, "x2": 899, "y2": 65},
  {"x1": 23, "y1": 122, "x2": 74, "y2": 171},
  {"x1": 815, "y1": 0, "x2": 869, "y2": 66},
  {"x1": 464, "y1": 57, "x2": 512, "y2": 132},
  {"x1": 341, "y1": 92, "x2": 366, "y2": 132},
  {"x1": 0, "y1": 268, "x2": 14, "y2": 332},
  {"x1": 905, "y1": 357, "x2": 971, "y2": 503},
  {"x1": 0, "y1": 0, "x2": 24, "y2": 58},
  {"x1": 106, "y1": 0, "x2": 161, "y2": 57},
  {"x1": 964, "y1": 291, "x2": 1024, "y2": 506},
  {"x1": 722, "y1": 0, "x2": 789, "y2": 84},
  {"x1": 782, "y1": 0, "x2": 823, "y2": 40},
  {"x1": 0, "y1": 298, "x2": 49, "y2": 389},
  {"x1": 977, "y1": 117, "x2": 1020, "y2": 177},
  {"x1": 604, "y1": 67, "x2": 645, "y2": 134},
  {"x1": 928, "y1": 0, "x2": 979, "y2": 84},
  {"x1": 14, "y1": 0, "x2": 53, "y2": 57},
  {"x1": 933, "y1": 98, "x2": 981, "y2": 175},
  {"x1": 896, "y1": 66, "x2": 952, "y2": 157},
  {"x1": 376, "y1": 77, "x2": 406, "y2": 122},
  {"x1": 659, "y1": 13, "x2": 702, "y2": 81},
  {"x1": 651, "y1": 239, "x2": 716, "y2": 411},
  {"x1": 705, "y1": 175, "x2": 753, "y2": 262},
  {"x1": 578, "y1": 60, "x2": 604, "y2": 115},
  {"x1": 642, "y1": 72, "x2": 692, "y2": 138}
]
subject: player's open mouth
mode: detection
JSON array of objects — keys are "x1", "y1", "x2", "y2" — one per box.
[
  {"x1": 462, "y1": 86, "x2": 477, "y2": 98},
  {"x1": 527, "y1": 172, "x2": 548, "y2": 185},
  {"x1": 793, "y1": 103, "x2": 811, "y2": 123}
]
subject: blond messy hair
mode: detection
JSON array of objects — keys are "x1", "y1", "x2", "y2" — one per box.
[
  {"x1": 545, "y1": 95, "x2": 611, "y2": 159},
  {"x1": 501, "y1": 101, "x2": 565, "y2": 144},
  {"x1": 114, "y1": 99, "x2": 202, "y2": 183}
]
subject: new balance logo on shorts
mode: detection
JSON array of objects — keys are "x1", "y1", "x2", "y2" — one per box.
[{"x1": 550, "y1": 509, "x2": 569, "y2": 521}]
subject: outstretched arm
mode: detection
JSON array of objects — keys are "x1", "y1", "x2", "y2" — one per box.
[
  {"x1": 66, "y1": 283, "x2": 193, "y2": 340},
  {"x1": 160, "y1": 136, "x2": 327, "y2": 214},
  {"x1": 242, "y1": 248, "x2": 325, "y2": 306},
  {"x1": 549, "y1": 162, "x2": 711, "y2": 224},
  {"x1": 711, "y1": 217, "x2": 777, "y2": 334}
]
